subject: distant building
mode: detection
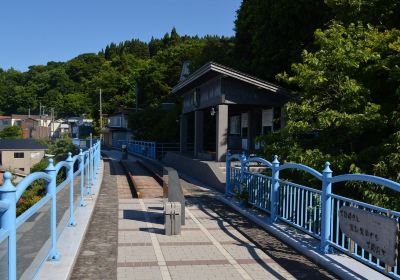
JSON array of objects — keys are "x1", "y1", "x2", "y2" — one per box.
[
  {"x1": 102, "y1": 109, "x2": 134, "y2": 146},
  {"x1": 20, "y1": 118, "x2": 51, "y2": 139},
  {"x1": 11, "y1": 114, "x2": 51, "y2": 139},
  {"x1": 0, "y1": 139, "x2": 47, "y2": 174},
  {"x1": 0, "y1": 116, "x2": 12, "y2": 131},
  {"x1": 67, "y1": 117, "x2": 93, "y2": 139}
]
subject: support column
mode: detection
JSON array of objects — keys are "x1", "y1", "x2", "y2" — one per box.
[
  {"x1": 180, "y1": 114, "x2": 188, "y2": 153},
  {"x1": 194, "y1": 110, "x2": 204, "y2": 158},
  {"x1": 216, "y1": 104, "x2": 228, "y2": 162}
]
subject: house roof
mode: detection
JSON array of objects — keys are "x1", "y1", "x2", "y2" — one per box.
[
  {"x1": 12, "y1": 114, "x2": 51, "y2": 120},
  {"x1": 0, "y1": 116, "x2": 11, "y2": 120},
  {"x1": 171, "y1": 62, "x2": 291, "y2": 96},
  {"x1": 0, "y1": 139, "x2": 48, "y2": 150}
]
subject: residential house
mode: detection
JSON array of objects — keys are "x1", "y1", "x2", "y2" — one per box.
[
  {"x1": 102, "y1": 109, "x2": 134, "y2": 146},
  {"x1": 0, "y1": 116, "x2": 12, "y2": 131},
  {"x1": 0, "y1": 139, "x2": 47, "y2": 174}
]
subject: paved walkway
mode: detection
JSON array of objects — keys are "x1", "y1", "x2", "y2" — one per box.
[
  {"x1": 71, "y1": 149, "x2": 338, "y2": 279},
  {"x1": 70, "y1": 159, "x2": 118, "y2": 279}
]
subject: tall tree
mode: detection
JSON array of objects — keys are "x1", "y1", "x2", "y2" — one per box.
[{"x1": 234, "y1": 0, "x2": 331, "y2": 80}]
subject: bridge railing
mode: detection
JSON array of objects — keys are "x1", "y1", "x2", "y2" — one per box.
[
  {"x1": 226, "y1": 151, "x2": 400, "y2": 279},
  {"x1": 112, "y1": 139, "x2": 156, "y2": 159},
  {"x1": 0, "y1": 139, "x2": 101, "y2": 280}
]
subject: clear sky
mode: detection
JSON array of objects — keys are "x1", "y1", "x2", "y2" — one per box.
[{"x1": 0, "y1": 0, "x2": 242, "y2": 71}]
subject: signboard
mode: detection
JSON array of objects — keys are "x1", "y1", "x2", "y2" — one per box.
[{"x1": 339, "y1": 206, "x2": 399, "y2": 266}]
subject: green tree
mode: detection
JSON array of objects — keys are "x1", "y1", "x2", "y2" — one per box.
[
  {"x1": 0, "y1": 125, "x2": 23, "y2": 139},
  {"x1": 234, "y1": 0, "x2": 331, "y2": 80},
  {"x1": 260, "y1": 22, "x2": 400, "y2": 209}
]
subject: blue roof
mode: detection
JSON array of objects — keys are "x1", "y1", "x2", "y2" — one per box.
[{"x1": 0, "y1": 139, "x2": 48, "y2": 150}]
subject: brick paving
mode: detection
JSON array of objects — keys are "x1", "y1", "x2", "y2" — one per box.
[
  {"x1": 72, "y1": 149, "x2": 339, "y2": 280},
  {"x1": 69, "y1": 159, "x2": 118, "y2": 280}
]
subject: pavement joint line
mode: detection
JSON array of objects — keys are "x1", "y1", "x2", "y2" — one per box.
[
  {"x1": 185, "y1": 207, "x2": 253, "y2": 280},
  {"x1": 138, "y1": 198, "x2": 172, "y2": 280}
]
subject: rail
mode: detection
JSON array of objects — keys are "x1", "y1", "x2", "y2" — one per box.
[
  {"x1": 226, "y1": 151, "x2": 400, "y2": 279},
  {"x1": 0, "y1": 139, "x2": 101, "y2": 280}
]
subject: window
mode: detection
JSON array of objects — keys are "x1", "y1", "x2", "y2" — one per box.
[
  {"x1": 229, "y1": 116, "x2": 240, "y2": 135},
  {"x1": 14, "y1": 152, "x2": 24, "y2": 158}
]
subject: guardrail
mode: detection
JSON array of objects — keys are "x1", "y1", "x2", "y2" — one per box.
[
  {"x1": 112, "y1": 140, "x2": 194, "y2": 160},
  {"x1": 226, "y1": 151, "x2": 400, "y2": 279},
  {"x1": 0, "y1": 139, "x2": 101, "y2": 280},
  {"x1": 112, "y1": 139, "x2": 156, "y2": 159}
]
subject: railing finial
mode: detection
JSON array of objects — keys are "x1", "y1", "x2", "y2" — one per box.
[
  {"x1": 272, "y1": 155, "x2": 279, "y2": 164},
  {"x1": 1, "y1": 171, "x2": 15, "y2": 191},
  {"x1": 66, "y1": 152, "x2": 73, "y2": 162},
  {"x1": 323, "y1": 161, "x2": 332, "y2": 173},
  {"x1": 46, "y1": 158, "x2": 55, "y2": 171}
]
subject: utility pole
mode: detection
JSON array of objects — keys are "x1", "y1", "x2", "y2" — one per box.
[{"x1": 99, "y1": 88, "x2": 103, "y2": 142}]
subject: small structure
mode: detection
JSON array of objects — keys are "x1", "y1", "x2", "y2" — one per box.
[
  {"x1": 173, "y1": 62, "x2": 291, "y2": 161},
  {"x1": 102, "y1": 108, "x2": 134, "y2": 146},
  {"x1": 67, "y1": 117, "x2": 93, "y2": 139},
  {"x1": 0, "y1": 139, "x2": 47, "y2": 174},
  {"x1": 0, "y1": 116, "x2": 12, "y2": 131}
]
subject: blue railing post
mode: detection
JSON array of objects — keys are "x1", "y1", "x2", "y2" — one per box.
[
  {"x1": 79, "y1": 149, "x2": 86, "y2": 206},
  {"x1": 239, "y1": 151, "x2": 247, "y2": 194},
  {"x1": 45, "y1": 158, "x2": 60, "y2": 261},
  {"x1": 0, "y1": 172, "x2": 17, "y2": 280},
  {"x1": 320, "y1": 161, "x2": 333, "y2": 254},
  {"x1": 225, "y1": 150, "x2": 232, "y2": 196},
  {"x1": 86, "y1": 152, "x2": 90, "y2": 195},
  {"x1": 90, "y1": 135, "x2": 94, "y2": 188},
  {"x1": 270, "y1": 155, "x2": 280, "y2": 223},
  {"x1": 66, "y1": 152, "x2": 76, "y2": 226}
]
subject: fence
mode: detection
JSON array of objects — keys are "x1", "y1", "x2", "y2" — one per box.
[
  {"x1": 112, "y1": 139, "x2": 156, "y2": 159},
  {"x1": 226, "y1": 152, "x2": 400, "y2": 279},
  {"x1": 112, "y1": 140, "x2": 194, "y2": 160},
  {"x1": 0, "y1": 139, "x2": 101, "y2": 280}
]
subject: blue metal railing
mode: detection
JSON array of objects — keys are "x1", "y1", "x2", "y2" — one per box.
[
  {"x1": 112, "y1": 139, "x2": 156, "y2": 159},
  {"x1": 226, "y1": 151, "x2": 400, "y2": 279},
  {"x1": 0, "y1": 139, "x2": 101, "y2": 280}
]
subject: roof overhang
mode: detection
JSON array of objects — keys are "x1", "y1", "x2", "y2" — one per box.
[{"x1": 171, "y1": 62, "x2": 291, "y2": 96}]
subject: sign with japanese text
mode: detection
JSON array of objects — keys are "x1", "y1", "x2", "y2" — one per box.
[{"x1": 339, "y1": 206, "x2": 399, "y2": 266}]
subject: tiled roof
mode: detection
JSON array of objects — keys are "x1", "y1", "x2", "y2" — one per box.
[{"x1": 0, "y1": 139, "x2": 48, "y2": 150}]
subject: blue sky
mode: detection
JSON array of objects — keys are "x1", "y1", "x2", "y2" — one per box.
[{"x1": 0, "y1": 0, "x2": 242, "y2": 71}]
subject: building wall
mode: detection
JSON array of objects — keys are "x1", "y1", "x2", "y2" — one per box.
[
  {"x1": 182, "y1": 76, "x2": 223, "y2": 113},
  {"x1": 0, "y1": 150, "x2": 45, "y2": 174},
  {"x1": 108, "y1": 114, "x2": 128, "y2": 128},
  {"x1": 222, "y1": 77, "x2": 289, "y2": 107}
]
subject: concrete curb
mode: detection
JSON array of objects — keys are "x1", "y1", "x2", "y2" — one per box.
[{"x1": 35, "y1": 160, "x2": 105, "y2": 280}]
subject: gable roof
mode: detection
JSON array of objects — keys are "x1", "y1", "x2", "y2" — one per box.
[
  {"x1": 0, "y1": 139, "x2": 48, "y2": 150},
  {"x1": 171, "y1": 62, "x2": 291, "y2": 96}
]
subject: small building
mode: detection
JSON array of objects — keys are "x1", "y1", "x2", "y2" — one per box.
[
  {"x1": 20, "y1": 117, "x2": 50, "y2": 139},
  {"x1": 67, "y1": 117, "x2": 93, "y2": 139},
  {"x1": 0, "y1": 139, "x2": 47, "y2": 174},
  {"x1": 0, "y1": 116, "x2": 12, "y2": 131},
  {"x1": 102, "y1": 109, "x2": 134, "y2": 146},
  {"x1": 173, "y1": 62, "x2": 291, "y2": 162}
]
